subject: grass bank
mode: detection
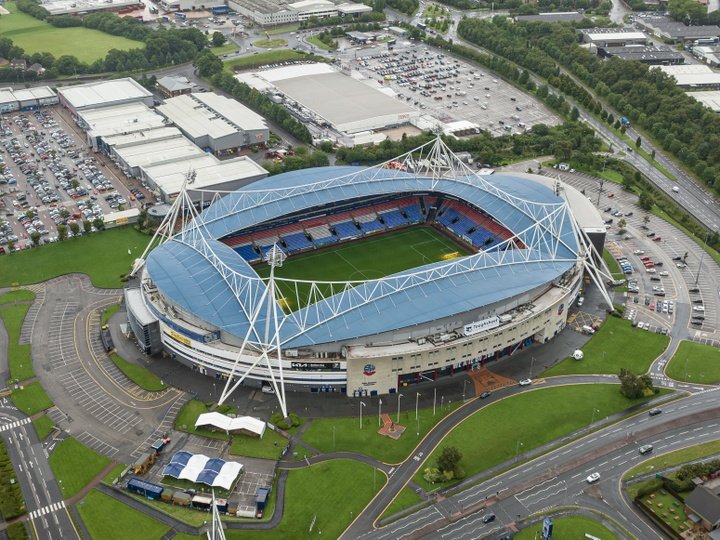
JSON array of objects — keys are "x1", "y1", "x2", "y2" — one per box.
[
  {"x1": 109, "y1": 353, "x2": 166, "y2": 392},
  {"x1": 11, "y1": 382, "x2": 53, "y2": 415},
  {"x1": 514, "y1": 515, "x2": 618, "y2": 539},
  {"x1": 77, "y1": 490, "x2": 169, "y2": 540},
  {"x1": 0, "y1": 294, "x2": 35, "y2": 382},
  {"x1": 49, "y1": 438, "x2": 111, "y2": 498},
  {"x1": 542, "y1": 317, "x2": 668, "y2": 376},
  {"x1": 0, "y1": 227, "x2": 149, "y2": 289},
  {"x1": 665, "y1": 340, "x2": 720, "y2": 385}
]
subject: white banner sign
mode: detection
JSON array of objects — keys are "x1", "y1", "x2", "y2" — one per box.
[{"x1": 463, "y1": 316, "x2": 500, "y2": 336}]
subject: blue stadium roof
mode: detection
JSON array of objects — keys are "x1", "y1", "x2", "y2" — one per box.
[{"x1": 146, "y1": 166, "x2": 580, "y2": 347}]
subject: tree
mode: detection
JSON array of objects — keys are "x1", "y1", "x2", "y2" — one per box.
[
  {"x1": 211, "y1": 31, "x2": 226, "y2": 47},
  {"x1": 30, "y1": 231, "x2": 41, "y2": 246},
  {"x1": 651, "y1": 149, "x2": 655, "y2": 161},
  {"x1": 92, "y1": 217, "x2": 105, "y2": 231},
  {"x1": 7, "y1": 239, "x2": 15, "y2": 252},
  {"x1": 618, "y1": 368, "x2": 655, "y2": 399},
  {"x1": 437, "y1": 446, "x2": 462, "y2": 475},
  {"x1": 635, "y1": 136, "x2": 642, "y2": 149},
  {"x1": 83, "y1": 219, "x2": 92, "y2": 234},
  {"x1": 59, "y1": 208, "x2": 70, "y2": 219},
  {"x1": 618, "y1": 218, "x2": 627, "y2": 229},
  {"x1": 643, "y1": 215, "x2": 650, "y2": 226},
  {"x1": 69, "y1": 221, "x2": 80, "y2": 237},
  {"x1": 638, "y1": 191, "x2": 653, "y2": 211},
  {"x1": 193, "y1": 48, "x2": 223, "y2": 77},
  {"x1": 57, "y1": 224, "x2": 68, "y2": 241}
]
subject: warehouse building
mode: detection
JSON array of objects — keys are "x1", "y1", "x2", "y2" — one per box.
[
  {"x1": 580, "y1": 27, "x2": 648, "y2": 47},
  {"x1": 516, "y1": 11, "x2": 585, "y2": 23},
  {"x1": 157, "y1": 76, "x2": 194, "y2": 98},
  {"x1": 0, "y1": 86, "x2": 57, "y2": 112},
  {"x1": 236, "y1": 62, "x2": 418, "y2": 144},
  {"x1": 228, "y1": 0, "x2": 371, "y2": 26},
  {"x1": 687, "y1": 90, "x2": 720, "y2": 112},
  {"x1": 113, "y1": 133, "x2": 205, "y2": 178},
  {"x1": 654, "y1": 64, "x2": 720, "y2": 89},
  {"x1": 598, "y1": 45, "x2": 685, "y2": 65},
  {"x1": 40, "y1": 0, "x2": 141, "y2": 15},
  {"x1": 156, "y1": 92, "x2": 268, "y2": 154},
  {"x1": 57, "y1": 78, "x2": 154, "y2": 115},
  {"x1": 634, "y1": 16, "x2": 720, "y2": 43},
  {"x1": 77, "y1": 102, "x2": 168, "y2": 151},
  {"x1": 693, "y1": 45, "x2": 720, "y2": 66},
  {"x1": 140, "y1": 153, "x2": 268, "y2": 203}
]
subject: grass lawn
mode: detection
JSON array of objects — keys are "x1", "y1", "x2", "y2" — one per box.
[
  {"x1": 77, "y1": 490, "x2": 169, "y2": 540},
  {"x1": 0, "y1": 3, "x2": 143, "y2": 63},
  {"x1": 49, "y1": 438, "x2": 111, "y2": 498},
  {"x1": 109, "y1": 353, "x2": 166, "y2": 392},
  {"x1": 639, "y1": 489, "x2": 688, "y2": 534},
  {"x1": 226, "y1": 459, "x2": 385, "y2": 539},
  {"x1": 414, "y1": 384, "x2": 669, "y2": 490},
  {"x1": 542, "y1": 316, "x2": 668, "y2": 377},
  {"x1": 624, "y1": 439, "x2": 720, "y2": 480},
  {"x1": 11, "y1": 382, "x2": 53, "y2": 415},
  {"x1": 224, "y1": 50, "x2": 324, "y2": 72},
  {"x1": 253, "y1": 38, "x2": 288, "y2": 49},
  {"x1": 102, "y1": 464, "x2": 127, "y2": 486},
  {"x1": 0, "y1": 438, "x2": 26, "y2": 520},
  {"x1": 603, "y1": 249, "x2": 627, "y2": 292},
  {"x1": 175, "y1": 399, "x2": 228, "y2": 440},
  {"x1": 0, "y1": 302, "x2": 35, "y2": 381},
  {"x1": 302, "y1": 401, "x2": 462, "y2": 464},
  {"x1": 0, "y1": 290, "x2": 36, "y2": 304},
  {"x1": 32, "y1": 415, "x2": 55, "y2": 442},
  {"x1": 380, "y1": 486, "x2": 425, "y2": 520},
  {"x1": 307, "y1": 35, "x2": 333, "y2": 50},
  {"x1": 0, "y1": 227, "x2": 149, "y2": 289},
  {"x1": 229, "y1": 428, "x2": 287, "y2": 460},
  {"x1": 665, "y1": 340, "x2": 720, "y2": 384},
  {"x1": 210, "y1": 42, "x2": 239, "y2": 55},
  {"x1": 255, "y1": 227, "x2": 469, "y2": 311},
  {"x1": 514, "y1": 516, "x2": 618, "y2": 539},
  {"x1": 100, "y1": 303, "x2": 120, "y2": 327},
  {"x1": 266, "y1": 23, "x2": 299, "y2": 35}
]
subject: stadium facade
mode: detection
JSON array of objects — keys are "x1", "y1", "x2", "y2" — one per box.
[{"x1": 126, "y1": 139, "x2": 609, "y2": 413}]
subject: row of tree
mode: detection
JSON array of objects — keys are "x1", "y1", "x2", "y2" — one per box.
[
  {"x1": 456, "y1": 17, "x2": 720, "y2": 197},
  {"x1": 299, "y1": 11, "x2": 385, "y2": 29}
]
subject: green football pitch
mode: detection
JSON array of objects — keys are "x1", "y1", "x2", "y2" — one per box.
[{"x1": 254, "y1": 227, "x2": 470, "y2": 311}]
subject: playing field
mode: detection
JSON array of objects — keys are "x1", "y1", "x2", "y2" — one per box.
[
  {"x1": 0, "y1": 3, "x2": 143, "y2": 63},
  {"x1": 255, "y1": 227, "x2": 469, "y2": 310}
]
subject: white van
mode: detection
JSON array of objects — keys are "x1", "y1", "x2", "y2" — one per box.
[
  {"x1": 582, "y1": 325, "x2": 595, "y2": 335},
  {"x1": 577, "y1": 296, "x2": 585, "y2": 307}
]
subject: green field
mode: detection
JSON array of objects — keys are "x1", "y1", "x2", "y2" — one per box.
[
  {"x1": 0, "y1": 298, "x2": 35, "y2": 382},
  {"x1": 665, "y1": 340, "x2": 720, "y2": 384},
  {"x1": 225, "y1": 459, "x2": 385, "y2": 539},
  {"x1": 542, "y1": 316, "x2": 669, "y2": 376},
  {"x1": 380, "y1": 486, "x2": 425, "y2": 520},
  {"x1": 77, "y1": 490, "x2": 169, "y2": 540},
  {"x1": 229, "y1": 428, "x2": 287, "y2": 460},
  {"x1": 49, "y1": 438, "x2": 111, "y2": 498},
  {"x1": 0, "y1": 227, "x2": 149, "y2": 289},
  {"x1": 514, "y1": 516, "x2": 618, "y2": 539},
  {"x1": 253, "y1": 38, "x2": 288, "y2": 49},
  {"x1": 302, "y1": 401, "x2": 462, "y2": 464},
  {"x1": 255, "y1": 227, "x2": 468, "y2": 311},
  {"x1": 10, "y1": 382, "x2": 53, "y2": 415},
  {"x1": 175, "y1": 399, "x2": 227, "y2": 440},
  {"x1": 32, "y1": 415, "x2": 55, "y2": 441},
  {"x1": 414, "y1": 384, "x2": 670, "y2": 490},
  {"x1": 0, "y1": 290, "x2": 36, "y2": 304},
  {"x1": 109, "y1": 353, "x2": 166, "y2": 392},
  {"x1": 100, "y1": 303, "x2": 120, "y2": 326},
  {"x1": 0, "y1": 3, "x2": 143, "y2": 63}
]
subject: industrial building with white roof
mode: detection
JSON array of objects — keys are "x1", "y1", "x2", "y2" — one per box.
[
  {"x1": 236, "y1": 62, "x2": 418, "y2": 145},
  {"x1": 61, "y1": 79, "x2": 269, "y2": 204},
  {"x1": 57, "y1": 78, "x2": 154, "y2": 114},
  {"x1": 654, "y1": 64, "x2": 720, "y2": 89},
  {"x1": 0, "y1": 86, "x2": 57, "y2": 113},
  {"x1": 156, "y1": 92, "x2": 269, "y2": 153}
]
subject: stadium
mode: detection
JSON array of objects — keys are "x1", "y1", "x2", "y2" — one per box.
[{"x1": 125, "y1": 138, "x2": 609, "y2": 415}]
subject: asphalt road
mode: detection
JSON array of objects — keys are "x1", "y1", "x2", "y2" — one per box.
[{"x1": 0, "y1": 402, "x2": 78, "y2": 539}]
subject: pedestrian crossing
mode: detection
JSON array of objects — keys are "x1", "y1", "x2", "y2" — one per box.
[
  {"x1": 0, "y1": 417, "x2": 31, "y2": 433},
  {"x1": 29, "y1": 501, "x2": 66, "y2": 520}
]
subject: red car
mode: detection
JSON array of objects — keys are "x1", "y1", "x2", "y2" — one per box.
[{"x1": 653, "y1": 236, "x2": 662, "y2": 242}]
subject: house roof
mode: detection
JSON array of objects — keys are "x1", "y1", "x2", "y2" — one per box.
[{"x1": 686, "y1": 485, "x2": 720, "y2": 525}]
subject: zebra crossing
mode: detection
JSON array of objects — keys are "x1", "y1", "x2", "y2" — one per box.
[
  {"x1": 28, "y1": 501, "x2": 66, "y2": 520},
  {"x1": 0, "y1": 417, "x2": 31, "y2": 433}
]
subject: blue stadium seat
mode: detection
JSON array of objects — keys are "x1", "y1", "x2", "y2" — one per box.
[
  {"x1": 314, "y1": 236, "x2": 338, "y2": 247},
  {"x1": 334, "y1": 221, "x2": 360, "y2": 239},
  {"x1": 234, "y1": 244, "x2": 260, "y2": 262},
  {"x1": 359, "y1": 220, "x2": 384, "y2": 233},
  {"x1": 402, "y1": 205, "x2": 423, "y2": 223},
  {"x1": 282, "y1": 232, "x2": 313, "y2": 253},
  {"x1": 380, "y1": 210, "x2": 408, "y2": 229}
]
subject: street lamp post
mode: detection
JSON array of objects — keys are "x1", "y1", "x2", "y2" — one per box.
[
  {"x1": 529, "y1": 356, "x2": 535, "y2": 379},
  {"x1": 695, "y1": 230, "x2": 712, "y2": 285},
  {"x1": 332, "y1": 426, "x2": 336, "y2": 449},
  {"x1": 360, "y1": 401, "x2": 366, "y2": 429},
  {"x1": 397, "y1": 393, "x2": 403, "y2": 424},
  {"x1": 378, "y1": 398, "x2": 383, "y2": 427},
  {"x1": 462, "y1": 379, "x2": 468, "y2": 401},
  {"x1": 415, "y1": 392, "x2": 420, "y2": 421},
  {"x1": 515, "y1": 440, "x2": 523, "y2": 460},
  {"x1": 591, "y1": 407, "x2": 600, "y2": 425},
  {"x1": 433, "y1": 387, "x2": 437, "y2": 417}
]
